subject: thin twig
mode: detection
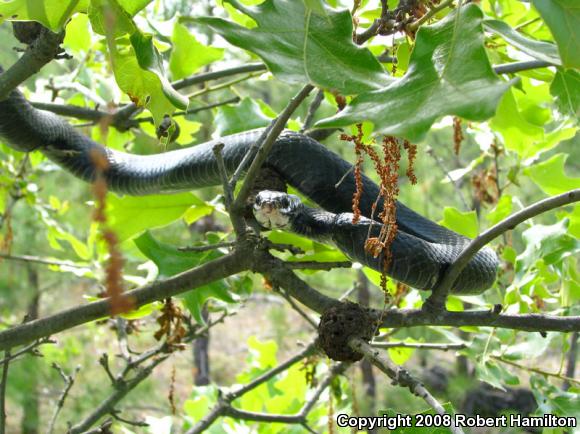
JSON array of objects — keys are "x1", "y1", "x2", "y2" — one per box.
[
  {"x1": 0, "y1": 337, "x2": 55, "y2": 366},
  {"x1": 213, "y1": 143, "x2": 244, "y2": 235},
  {"x1": 135, "y1": 96, "x2": 241, "y2": 124},
  {"x1": 0, "y1": 253, "x2": 88, "y2": 269},
  {"x1": 301, "y1": 89, "x2": 325, "y2": 133},
  {"x1": 277, "y1": 289, "x2": 319, "y2": 330},
  {"x1": 490, "y1": 355, "x2": 580, "y2": 386},
  {"x1": 47, "y1": 364, "x2": 80, "y2": 434},
  {"x1": 172, "y1": 63, "x2": 267, "y2": 91},
  {"x1": 426, "y1": 189, "x2": 580, "y2": 308},
  {"x1": 0, "y1": 351, "x2": 9, "y2": 434},
  {"x1": 187, "y1": 72, "x2": 262, "y2": 99},
  {"x1": 407, "y1": 0, "x2": 455, "y2": 32},
  {"x1": 99, "y1": 354, "x2": 117, "y2": 385},
  {"x1": 263, "y1": 241, "x2": 305, "y2": 255},
  {"x1": 371, "y1": 341, "x2": 466, "y2": 350},
  {"x1": 178, "y1": 241, "x2": 235, "y2": 252},
  {"x1": 285, "y1": 261, "x2": 352, "y2": 270},
  {"x1": 110, "y1": 410, "x2": 148, "y2": 427},
  {"x1": 426, "y1": 146, "x2": 470, "y2": 211}
]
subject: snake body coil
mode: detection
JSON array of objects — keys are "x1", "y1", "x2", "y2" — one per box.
[{"x1": 0, "y1": 90, "x2": 498, "y2": 293}]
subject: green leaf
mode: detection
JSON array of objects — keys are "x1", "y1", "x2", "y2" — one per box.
[
  {"x1": 517, "y1": 219, "x2": 580, "y2": 270},
  {"x1": 108, "y1": 38, "x2": 181, "y2": 124},
  {"x1": 491, "y1": 89, "x2": 543, "y2": 155},
  {"x1": 303, "y1": 0, "x2": 327, "y2": 17},
  {"x1": 88, "y1": 0, "x2": 135, "y2": 36},
  {"x1": 490, "y1": 88, "x2": 576, "y2": 158},
  {"x1": 530, "y1": 375, "x2": 580, "y2": 419},
  {"x1": 439, "y1": 207, "x2": 478, "y2": 238},
  {"x1": 317, "y1": 4, "x2": 512, "y2": 142},
  {"x1": 106, "y1": 192, "x2": 203, "y2": 241},
  {"x1": 532, "y1": 0, "x2": 580, "y2": 69},
  {"x1": 130, "y1": 30, "x2": 189, "y2": 111},
  {"x1": 486, "y1": 195, "x2": 513, "y2": 226},
  {"x1": 502, "y1": 332, "x2": 554, "y2": 360},
  {"x1": 134, "y1": 232, "x2": 235, "y2": 324},
  {"x1": 63, "y1": 12, "x2": 92, "y2": 53},
  {"x1": 483, "y1": 19, "x2": 561, "y2": 65},
  {"x1": 524, "y1": 153, "x2": 580, "y2": 195},
  {"x1": 117, "y1": 0, "x2": 150, "y2": 15},
  {"x1": 551, "y1": 69, "x2": 580, "y2": 118},
  {"x1": 388, "y1": 344, "x2": 414, "y2": 365},
  {"x1": 88, "y1": 0, "x2": 149, "y2": 35},
  {"x1": 214, "y1": 97, "x2": 272, "y2": 136},
  {"x1": 559, "y1": 204, "x2": 580, "y2": 238},
  {"x1": 183, "y1": 385, "x2": 219, "y2": 421},
  {"x1": 198, "y1": 0, "x2": 389, "y2": 94},
  {"x1": 169, "y1": 23, "x2": 224, "y2": 80},
  {"x1": 0, "y1": 0, "x2": 88, "y2": 32},
  {"x1": 476, "y1": 359, "x2": 519, "y2": 390}
]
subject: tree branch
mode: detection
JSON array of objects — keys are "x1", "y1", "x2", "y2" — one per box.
[
  {"x1": 493, "y1": 60, "x2": 554, "y2": 75},
  {"x1": 185, "y1": 341, "x2": 320, "y2": 434},
  {"x1": 68, "y1": 355, "x2": 168, "y2": 433},
  {"x1": 231, "y1": 84, "x2": 314, "y2": 211},
  {"x1": 349, "y1": 337, "x2": 464, "y2": 434},
  {"x1": 0, "y1": 28, "x2": 64, "y2": 101},
  {"x1": 186, "y1": 358, "x2": 350, "y2": 434},
  {"x1": 257, "y1": 251, "x2": 580, "y2": 333},
  {"x1": 0, "y1": 250, "x2": 251, "y2": 351},
  {"x1": 426, "y1": 189, "x2": 580, "y2": 309}
]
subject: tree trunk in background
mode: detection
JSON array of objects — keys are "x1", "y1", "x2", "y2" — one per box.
[
  {"x1": 193, "y1": 305, "x2": 210, "y2": 386},
  {"x1": 357, "y1": 271, "x2": 376, "y2": 433},
  {"x1": 21, "y1": 266, "x2": 40, "y2": 434},
  {"x1": 563, "y1": 332, "x2": 578, "y2": 391}
]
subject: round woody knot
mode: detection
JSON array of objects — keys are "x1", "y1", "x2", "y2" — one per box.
[{"x1": 318, "y1": 301, "x2": 375, "y2": 362}]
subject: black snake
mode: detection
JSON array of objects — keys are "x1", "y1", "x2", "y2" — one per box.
[{"x1": 0, "y1": 89, "x2": 498, "y2": 293}]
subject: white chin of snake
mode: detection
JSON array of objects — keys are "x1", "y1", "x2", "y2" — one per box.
[{"x1": 254, "y1": 208, "x2": 290, "y2": 229}]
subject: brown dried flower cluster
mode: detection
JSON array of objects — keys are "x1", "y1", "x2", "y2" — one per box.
[
  {"x1": 90, "y1": 149, "x2": 134, "y2": 315},
  {"x1": 168, "y1": 365, "x2": 177, "y2": 415},
  {"x1": 453, "y1": 117, "x2": 464, "y2": 155},
  {"x1": 403, "y1": 139, "x2": 417, "y2": 185},
  {"x1": 154, "y1": 298, "x2": 187, "y2": 346},
  {"x1": 341, "y1": 126, "x2": 416, "y2": 292},
  {"x1": 472, "y1": 168, "x2": 499, "y2": 205}
]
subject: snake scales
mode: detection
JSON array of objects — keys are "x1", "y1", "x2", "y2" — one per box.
[{"x1": 0, "y1": 89, "x2": 498, "y2": 293}]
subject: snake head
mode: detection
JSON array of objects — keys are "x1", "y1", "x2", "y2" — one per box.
[{"x1": 253, "y1": 190, "x2": 301, "y2": 229}]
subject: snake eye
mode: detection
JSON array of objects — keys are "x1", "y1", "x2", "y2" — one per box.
[
  {"x1": 255, "y1": 196, "x2": 262, "y2": 206},
  {"x1": 280, "y1": 197, "x2": 289, "y2": 208}
]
